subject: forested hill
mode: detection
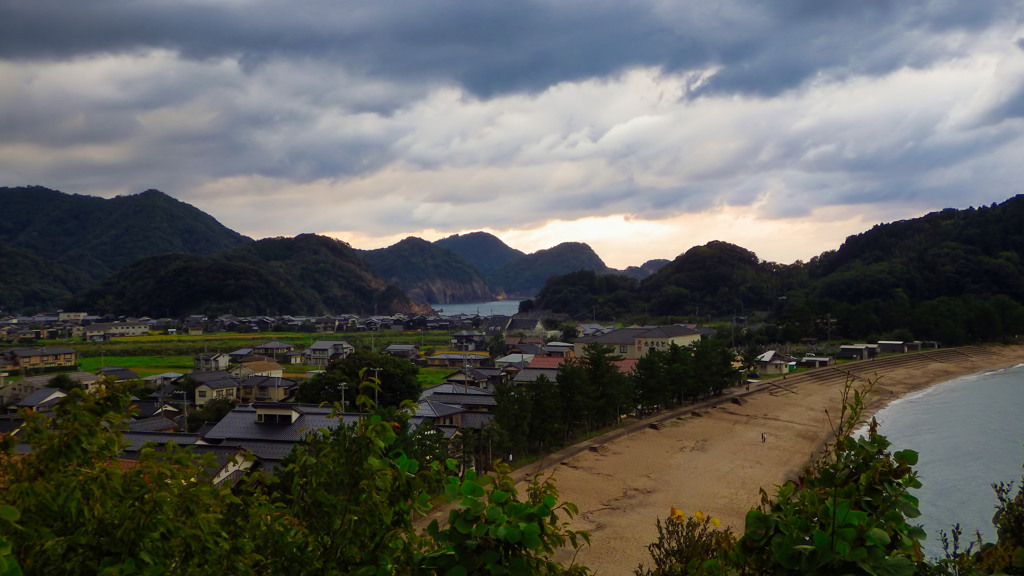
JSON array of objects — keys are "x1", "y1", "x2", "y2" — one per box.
[
  {"x1": 0, "y1": 186, "x2": 251, "y2": 309},
  {"x1": 807, "y1": 197, "x2": 1024, "y2": 303},
  {"x1": 360, "y1": 237, "x2": 492, "y2": 304},
  {"x1": 434, "y1": 231, "x2": 526, "y2": 278},
  {"x1": 535, "y1": 195, "x2": 1024, "y2": 345},
  {"x1": 70, "y1": 234, "x2": 417, "y2": 317},
  {"x1": 489, "y1": 241, "x2": 611, "y2": 298},
  {"x1": 0, "y1": 186, "x2": 250, "y2": 277}
]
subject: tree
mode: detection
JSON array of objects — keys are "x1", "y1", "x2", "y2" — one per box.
[
  {"x1": 295, "y1": 350, "x2": 420, "y2": 408},
  {"x1": 47, "y1": 372, "x2": 82, "y2": 391},
  {"x1": 185, "y1": 396, "x2": 236, "y2": 432},
  {"x1": 0, "y1": 383, "x2": 593, "y2": 575}
]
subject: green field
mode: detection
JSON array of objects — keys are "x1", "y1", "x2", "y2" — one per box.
[
  {"x1": 30, "y1": 330, "x2": 465, "y2": 386},
  {"x1": 52, "y1": 330, "x2": 452, "y2": 360},
  {"x1": 77, "y1": 356, "x2": 194, "y2": 377}
]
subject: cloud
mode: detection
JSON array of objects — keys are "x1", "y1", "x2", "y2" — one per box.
[{"x1": 2, "y1": 0, "x2": 1024, "y2": 267}]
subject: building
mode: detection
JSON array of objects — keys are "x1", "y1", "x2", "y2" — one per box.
[
  {"x1": 0, "y1": 346, "x2": 78, "y2": 371},
  {"x1": 573, "y1": 325, "x2": 702, "y2": 360},
  {"x1": 195, "y1": 353, "x2": 230, "y2": 371},
  {"x1": 305, "y1": 340, "x2": 354, "y2": 367}
]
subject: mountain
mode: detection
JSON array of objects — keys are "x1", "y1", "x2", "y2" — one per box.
[
  {"x1": 620, "y1": 259, "x2": 671, "y2": 280},
  {"x1": 490, "y1": 241, "x2": 611, "y2": 298},
  {"x1": 434, "y1": 232, "x2": 526, "y2": 278},
  {"x1": 0, "y1": 186, "x2": 251, "y2": 309},
  {"x1": 71, "y1": 234, "x2": 417, "y2": 317},
  {"x1": 534, "y1": 196, "x2": 1024, "y2": 346},
  {"x1": 360, "y1": 237, "x2": 492, "y2": 304},
  {"x1": 639, "y1": 241, "x2": 776, "y2": 317},
  {"x1": 807, "y1": 198, "x2": 1024, "y2": 303}
]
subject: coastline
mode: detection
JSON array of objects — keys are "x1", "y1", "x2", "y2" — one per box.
[{"x1": 530, "y1": 345, "x2": 1024, "y2": 575}]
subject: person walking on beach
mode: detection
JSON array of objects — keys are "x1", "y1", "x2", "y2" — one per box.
[{"x1": 761, "y1": 432, "x2": 766, "y2": 443}]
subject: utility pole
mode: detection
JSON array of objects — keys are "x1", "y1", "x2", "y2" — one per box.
[{"x1": 370, "y1": 367, "x2": 381, "y2": 406}]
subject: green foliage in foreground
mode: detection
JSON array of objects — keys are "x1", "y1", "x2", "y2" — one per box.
[
  {"x1": 0, "y1": 384, "x2": 591, "y2": 575},
  {"x1": 634, "y1": 380, "x2": 1024, "y2": 576}
]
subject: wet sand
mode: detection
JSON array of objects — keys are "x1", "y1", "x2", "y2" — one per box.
[{"x1": 520, "y1": 345, "x2": 1024, "y2": 575}]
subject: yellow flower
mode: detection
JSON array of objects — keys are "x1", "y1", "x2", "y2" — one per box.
[
  {"x1": 694, "y1": 510, "x2": 706, "y2": 523},
  {"x1": 670, "y1": 506, "x2": 685, "y2": 522},
  {"x1": 710, "y1": 517, "x2": 721, "y2": 527}
]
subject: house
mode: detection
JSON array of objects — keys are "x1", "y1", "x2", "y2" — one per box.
[
  {"x1": 252, "y1": 341, "x2": 294, "y2": 359},
  {"x1": 283, "y1": 350, "x2": 306, "y2": 365},
  {"x1": 383, "y1": 344, "x2": 419, "y2": 360},
  {"x1": 120, "y1": 432, "x2": 258, "y2": 486},
  {"x1": 505, "y1": 316, "x2": 546, "y2": 337},
  {"x1": 512, "y1": 367, "x2": 560, "y2": 385},
  {"x1": 96, "y1": 366, "x2": 139, "y2": 382},
  {"x1": 12, "y1": 387, "x2": 67, "y2": 413},
  {"x1": 1, "y1": 371, "x2": 100, "y2": 405},
  {"x1": 0, "y1": 346, "x2": 78, "y2": 371},
  {"x1": 526, "y1": 356, "x2": 567, "y2": 370},
  {"x1": 230, "y1": 360, "x2": 284, "y2": 380},
  {"x1": 83, "y1": 321, "x2": 149, "y2": 339},
  {"x1": 183, "y1": 370, "x2": 239, "y2": 407},
  {"x1": 447, "y1": 367, "x2": 508, "y2": 391},
  {"x1": 837, "y1": 344, "x2": 878, "y2": 361},
  {"x1": 202, "y1": 403, "x2": 361, "y2": 470},
  {"x1": 238, "y1": 376, "x2": 296, "y2": 403},
  {"x1": 573, "y1": 325, "x2": 702, "y2": 360},
  {"x1": 426, "y1": 353, "x2": 488, "y2": 369},
  {"x1": 544, "y1": 342, "x2": 575, "y2": 358},
  {"x1": 495, "y1": 353, "x2": 535, "y2": 369},
  {"x1": 228, "y1": 348, "x2": 254, "y2": 363},
  {"x1": 141, "y1": 372, "x2": 184, "y2": 389},
  {"x1": 797, "y1": 355, "x2": 835, "y2": 369},
  {"x1": 305, "y1": 340, "x2": 354, "y2": 367},
  {"x1": 127, "y1": 415, "x2": 180, "y2": 433},
  {"x1": 755, "y1": 350, "x2": 795, "y2": 375},
  {"x1": 877, "y1": 341, "x2": 908, "y2": 354},
  {"x1": 194, "y1": 353, "x2": 230, "y2": 371},
  {"x1": 450, "y1": 330, "x2": 486, "y2": 352},
  {"x1": 419, "y1": 383, "x2": 497, "y2": 414}
]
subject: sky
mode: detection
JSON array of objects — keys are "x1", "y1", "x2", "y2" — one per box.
[{"x1": 3, "y1": 1, "x2": 1024, "y2": 269}]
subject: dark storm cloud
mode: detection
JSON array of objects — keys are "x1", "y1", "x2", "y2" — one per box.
[{"x1": 0, "y1": 0, "x2": 1012, "y2": 99}]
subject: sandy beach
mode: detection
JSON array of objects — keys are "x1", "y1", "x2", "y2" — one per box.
[{"x1": 514, "y1": 345, "x2": 1024, "y2": 575}]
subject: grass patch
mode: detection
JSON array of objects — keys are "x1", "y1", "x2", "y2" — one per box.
[
  {"x1": 46, "y1": 331, "x2": 453, "y2": 359},
  {"x1": 78, "y1": 356, "x2": 194, "y2": 377},
  {"x1": 418, "y1": 367, "x2": 456, "y2": 388}
]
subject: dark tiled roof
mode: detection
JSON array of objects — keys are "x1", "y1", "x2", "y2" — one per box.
[
  {"x1": 127, "y1": 416, "x2": 179, "y2": 433},
  {"x1": 97, "y1": 367, "x2": 139, "y2": 381},
  {"x1": 512, "y1": 368, "x2": 560, "y2": 384},
  {"x1": 122, "y1": 432, "x2": 200, "y2": 451},
  {"x1": 424, "y1": 392, "x2": 497, "y2": 407},
  {"x1": 506, "y1": 317, "x2": 541, "y2": 331},
  {"x1": 16, "y1": 388, "x2": 65, "y2": 408},
  {"x1": 182, "y1": 370, "x2": 235, "y2": 383},
  {"x1": 242, "y1": 376, "x2": 297, "y2": 389},
  {"x1": 203, "y1": 404, "x2": 359, "y2": 443},
  {"x1": 420, "y1": 383, "x2": 493, "y2": 399},
  {"x1": 415, "y1": 400, "x2": 464, "y2": 418},
  {"x1": 460, "y1": 412, "x2": 494, "y2": 429},
  {"x1": 255, "y1": 341, "x2": 293, "y2": 350}
]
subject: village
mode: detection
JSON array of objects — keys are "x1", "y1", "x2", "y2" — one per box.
[{"x1": 0, "y1": 306, "x2": 943, "y2": 488}]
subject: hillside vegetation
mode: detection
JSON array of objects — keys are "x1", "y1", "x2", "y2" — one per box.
[{"x1": 535, "y1": 196, "x2": 1024, "y2": 346}]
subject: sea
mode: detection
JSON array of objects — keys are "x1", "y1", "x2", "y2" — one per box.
[
  {"x1": 429, "y1": 300, "x2": 524, "y2": 317},
  {"x1": 864, "y1": 363, "x2": 1024, "y2": 558}
]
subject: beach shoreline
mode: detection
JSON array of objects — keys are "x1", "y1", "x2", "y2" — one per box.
[{"x1": 526, "y1": 344, "x2": 1024, "y2": 575}]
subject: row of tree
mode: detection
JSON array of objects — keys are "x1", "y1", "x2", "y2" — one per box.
[{"x1": 493, "y1": 341, "x2": 739, "y2": 459}]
